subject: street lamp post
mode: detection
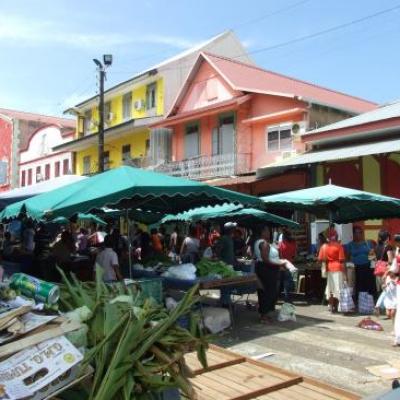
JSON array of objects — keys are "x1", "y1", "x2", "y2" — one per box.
[{"x1": 93, "y1": 55, "x2": 113, "y2": 173}]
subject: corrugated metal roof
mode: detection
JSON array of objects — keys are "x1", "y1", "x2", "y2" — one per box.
[
  {"x1": 305, "y1": 99, "x2": 400, "y2": 135},
  {"x1": 257, "y1": 138, "x2": 400, "y2": 178},
  {"x1": 203, "y1": 53, "x2": 377, "y2": 113}
]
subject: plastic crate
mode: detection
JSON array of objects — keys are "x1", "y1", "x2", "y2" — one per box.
[{"x1": 137, "y1": 278, "x2": 164, "y2": 304}]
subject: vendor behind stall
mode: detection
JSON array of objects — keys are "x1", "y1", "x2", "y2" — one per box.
[
  {"x1": 254, "y1": 227, "x2": 289, "y2": 323},
  {"x1": 215, "y1": 222, "x2": 236, "y2": 267}
]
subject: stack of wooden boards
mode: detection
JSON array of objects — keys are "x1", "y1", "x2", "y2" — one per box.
[
  {"x1": 0, "y1": 304, "x2": 80, "y2": 358},
  {"x1": 0, "y1": 303, "x2": 87, "y2": 400},
  {"x1": 184, "y1": 345, "x2": 361, "y2": 400}
]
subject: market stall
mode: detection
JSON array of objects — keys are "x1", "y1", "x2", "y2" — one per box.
[
  {"x1": 0, "y1": 166, "x2": 262, "y2": 222},
  {"x1": 261, "y1": 183, "x2": 400, "y2": 301}
]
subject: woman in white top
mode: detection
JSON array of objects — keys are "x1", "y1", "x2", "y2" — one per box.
[
  {"x1": 180, "y1": 226, "x2": 200, "y2": 264},
  {"x1": 254, "y1": 226, "x2": 289, "y2": 323}
]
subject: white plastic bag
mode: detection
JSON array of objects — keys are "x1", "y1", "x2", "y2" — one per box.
[
  {"x1": 162, "y1": 263, "x2": 197, "y2": 280},
  {"x1": 278, "y1": 302, "x2": 296, "y2": 322},
  {"x1": 203, "y1": 247, "x2": 213, "y2": 259},
  {"x1": 202, "y1": 307, "x2": 231, "y2": 333}
]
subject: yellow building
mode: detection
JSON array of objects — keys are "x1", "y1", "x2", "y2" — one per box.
[{"x1": 54, "y1": 31, "x2": 252, "y2": 175}]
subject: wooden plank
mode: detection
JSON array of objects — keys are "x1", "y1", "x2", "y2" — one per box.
[
  {"x1": 301, "y1": 379, "x2": 361, "y2": 400},
  {"x1": 191, "y1": 379, "x2": 230, "y2": 400},
  {"x1": 231, "y1": 377, "x2": 303, "y2": 400},
  {"x1": 185, "y1": 346, "x2": 245, "y2": 375},
  {"x1": 192, "y1": 374, "x2": 239, "y2": 398},
  {"x1": 191, "y1": 346, "x2": 360, "y2": 400},
  {"x1": 232, "y1": 362, "x2": 299, "y2": 383},
  {"x1": 196, "y1": 371, "x2": 253, "y2": 396},
  {"x1": 285, "y1": 385, "x2": 337, "y2": 400},
  {"x1": 0, "y1": 319, "x2": 81, "y2": 358}
]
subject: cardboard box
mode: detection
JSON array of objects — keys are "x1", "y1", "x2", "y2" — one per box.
[{"x1": 0, "y1": 336, "x2": 83, "y2": 400}]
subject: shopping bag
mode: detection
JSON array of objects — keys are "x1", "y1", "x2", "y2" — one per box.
[
  {"x1": 278, "y1": 303, "x2": 296, "y2": 322},
  {"x1": 374, "y1": 260, "x2": 388, "y2": 277},
  {"x1": 339, "y1": 284, "x2": 355, "y2": 313},
  {"x1": 321, "y1": 261, "x2": 327, "y2": 278},
  {"x1": 358, "y1": 292, "x2": 374, "y2": 315}
]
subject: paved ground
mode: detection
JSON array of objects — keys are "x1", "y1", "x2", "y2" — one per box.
[{"x1": 205, "y1": 294, "x2": 399, "y2": 398}]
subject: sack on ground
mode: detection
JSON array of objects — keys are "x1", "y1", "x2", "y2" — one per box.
[
  {"x1": 357, "y1": 317, "x2": 383, "y2": 331},
  {"x1": 202, "y1": 307, "x2": 231, "y2": 333},
  {"x1": 339, "y1": 284, "x2": 355, "y2": 313},
  {"x1": 358, "y1": 291, "x2": 374, "y2": 314},
  {"x1": 278, "y1": 302, "x2": 296, "y2": 322}
]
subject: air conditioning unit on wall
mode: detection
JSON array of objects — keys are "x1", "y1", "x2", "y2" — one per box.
[
  {"x1": 134, "y1": 99, "x2": 145, "y2": 111},
  {"x1": 291, "y1": 121, "x2": 306, "y2": 135}
]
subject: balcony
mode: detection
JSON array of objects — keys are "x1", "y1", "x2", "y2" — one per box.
[{"x1": 153, "y1": 153, "x2": 251, "y2": 180}]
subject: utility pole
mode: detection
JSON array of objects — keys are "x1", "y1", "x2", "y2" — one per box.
[{"x1": 93, "y1": 55, "x2": 113, "y2": 173}]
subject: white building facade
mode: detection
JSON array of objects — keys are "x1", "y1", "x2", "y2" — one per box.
[{"x1": 19, "y1": 125, "x2": 74, "y2": 186}]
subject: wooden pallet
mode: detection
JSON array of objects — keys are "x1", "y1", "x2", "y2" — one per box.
[{"x1": 185, "y1": 345, "x2": 360, "y2": 400}]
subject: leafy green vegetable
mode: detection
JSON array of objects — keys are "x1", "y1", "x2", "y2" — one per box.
[
  {"x1": 58, "y1": 266, "x2": 208, "y2": 399},
  {"x1": 196, "y1": 258, "x2": 239, "y2": 278}
]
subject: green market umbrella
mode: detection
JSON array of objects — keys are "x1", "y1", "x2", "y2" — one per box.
[
  {"x1": 0, "y1": 166, "x2": 262, "y2": 222},
  {"x1": 51, "y1": 213, "x2": 107, "y2": 226},
  {"x1": 162, "y1": 203, "x2": 298, "y2": 228},
  {"x1": 261, "y1": 184, "x2": 400, "y2": 223},
  {"x1": 99, "y1": 208, "x2": 165, "y2": 225}
]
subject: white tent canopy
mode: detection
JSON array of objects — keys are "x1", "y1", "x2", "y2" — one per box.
[{"x1": 0, "y1": 175, "x2": 87, "y2": 208}]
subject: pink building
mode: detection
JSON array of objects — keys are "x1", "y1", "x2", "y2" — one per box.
[
  {"x1": 0, "y1": 115, "x2": 13, "y2": 192},
  {"x1": 19, "y1": 125, "x2": 75, "y2": 186},
  {"x1": 0, "y1": 108, "x2": 75, "y2": 190},
  {"x1": 151, "y1": 52, "x2": 376, "y2": 194}
]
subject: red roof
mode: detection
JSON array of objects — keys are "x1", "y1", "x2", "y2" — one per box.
[
  {"x1": 200, "y1": 52, "x2": 376, "y2": 114},
  {"x1": 0, "y1": 107, "x2": 75, "y2": 128}
]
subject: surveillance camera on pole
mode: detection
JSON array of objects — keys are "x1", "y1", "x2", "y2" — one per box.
[{"x1": 93, "y1": 55, "x2": 112, "y2": 173}]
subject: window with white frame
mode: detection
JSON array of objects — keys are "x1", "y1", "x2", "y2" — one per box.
[
  {"x1": 266, "y1": 124, "x2": 292, "y2": 151},
  {"x1": 185, "y1": 123, "x2": 200, "y2": 159},
  {"x1": 122, "y1": 92, "x2": 132, "y2": 120},
  {"x1": 146, "y1": 82, "x2": 157, "y2": 110}
]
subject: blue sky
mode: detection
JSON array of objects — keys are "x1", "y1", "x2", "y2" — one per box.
[{"x1": 0, "y1": 0, "x2": 399, "y2": 116}]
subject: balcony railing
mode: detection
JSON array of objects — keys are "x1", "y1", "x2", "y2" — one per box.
[{"x1": 153, "y1": 153, "x2": 251, "y2": 180}]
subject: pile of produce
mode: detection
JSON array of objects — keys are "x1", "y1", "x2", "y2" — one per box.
[
  {"x1": 196, "y1": 258, "x2": 239, "y2": 279},
  {"x1": 58, "y1": 267, "x2": 208, "y2": 400}
]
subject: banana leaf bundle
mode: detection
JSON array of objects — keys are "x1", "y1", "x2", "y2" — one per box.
[{"x1": 58, "y1": 267, "x2": 207, "y2": 400}]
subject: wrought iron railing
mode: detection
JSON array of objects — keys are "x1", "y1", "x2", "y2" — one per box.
[{"x1": 153, "y1": 153, "x2": 251, "y2": 180}]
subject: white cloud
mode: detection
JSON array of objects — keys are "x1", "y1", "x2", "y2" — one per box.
[{"x1": 0, "y1": 15, "x2": 197, "y2": 50}]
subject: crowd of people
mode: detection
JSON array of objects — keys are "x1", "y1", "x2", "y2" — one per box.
[
  {"x1": 1, "y1": 218, "x2": 400, "y2": 343},
  {"x1": 316, "y1": 226, "x2": 400, "y2": 346}
]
